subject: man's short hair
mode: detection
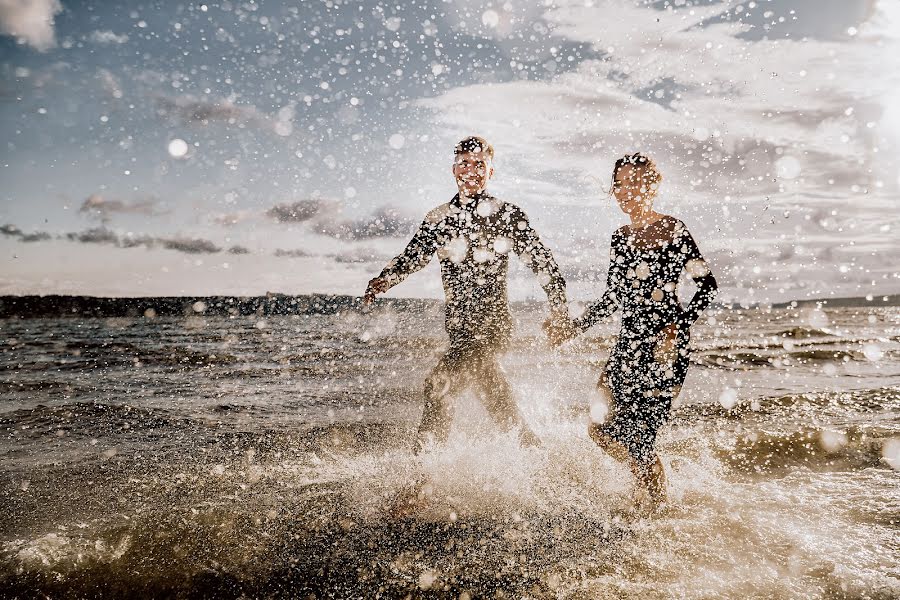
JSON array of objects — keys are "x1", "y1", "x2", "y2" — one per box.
[{"x1": 454, "y1": 136, "x2": 494, "y2": 160}]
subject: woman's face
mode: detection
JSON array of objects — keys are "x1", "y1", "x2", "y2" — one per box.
[{"x1": 612, "y1": 164, "x2": 654, "y2": 215}]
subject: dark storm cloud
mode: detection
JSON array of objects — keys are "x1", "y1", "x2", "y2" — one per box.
[{"x1": 266, "y1": 200, "x2": 331, "y2": 223}]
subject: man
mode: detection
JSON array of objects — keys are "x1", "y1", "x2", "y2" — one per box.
[{"x1": 365, "y1": 136, "x2": 569, "y2": 453}]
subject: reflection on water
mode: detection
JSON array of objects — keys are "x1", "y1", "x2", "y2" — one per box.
[{"x1": 1, "y1": 305, "x2": 899, "y2": 597}]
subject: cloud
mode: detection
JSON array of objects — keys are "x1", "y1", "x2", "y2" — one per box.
[
  {"x1": 331, "y1": 248, "x2": 391, "y2": 264},
  {"x1": 119, "y1": 234, "x2": 156, "y2": 249},
  {"x1": 159, "y1": 238, "x2": 221, "y2": 254},
  {"x1": 153, "y1": 92, "x2": 296, "y2": 136},
  {"x1": 155, "y1": 94, "x2": 267, "y2": 126},
  {"x1": 420, "y1": 1, "x2": 900, "y2": 204},
  {"x1": 409, "y1": 0, "x2": 900, "y2": 302},
  {"x1": 20, "y1": 231, "x2": 51, "y2": 242},
  {"x1": 314, "y1": 206, "x2": 416, "y2": 240},
  {"x1": 57, "y1": 226, "x2": 223, "y2": 255},
  {"x1": 79, "y1": 194, "x2": 167, "y2": 222},
  {"x1": 273, "y1": 248, "x2": 310, "y2": 258},
  {"x1": 1, "y1": 223, "x2": 51, "y2": 242},
  {"x1": 210, "y1": 211, "x2": 255, "y2": 227},
  {"x1": 0, "y1": 0, "x2": 62, "y2": 51},
  {"x1": 97, "y1": 68, "x2": 123, "y2": 99},
  {"x1": 0, "y1": 224, "x2": 22, "y2": 237},
  {"x1": 88, "y1": 30, "x2": 128, "y2": 45},
  {"x1": 266, "y1": 199, "x2": 332, "y2": 223},
  {"x1": 66, "y1": 227, "x2": 119, "y2": 245},
  {"x1": 154, "y1": 93, "x2": 296, "y2": 136},
  {"x1": 266, "y1": 201, "x2": 416, "y2": 241},
  {"x1": 5, "y1": 221, "x2": 226, "y2": 256}
]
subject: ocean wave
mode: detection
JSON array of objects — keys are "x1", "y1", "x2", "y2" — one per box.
[
  {"x1": 3, "y1": 340, "x2": 241, "y2": 372},
  {"x1": 695, "y1": 348, "x2": 859, "y2": 368},
  {"x1": 671, "y1": 388, "x2": 900, "y2": 424},
  {"x1": 773, "y1": 326, "x2": 837, "y2": 339},
  {"x1": 716, "y1": 426, "x2": 891, "y2": 475},
  {"x1": 0, "y1": 402, "x2": 176, "y2": 435}
]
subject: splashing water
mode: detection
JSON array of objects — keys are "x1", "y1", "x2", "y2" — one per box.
[{"x1": 1, "y1": 305, "x2": 899, "y2": 597}]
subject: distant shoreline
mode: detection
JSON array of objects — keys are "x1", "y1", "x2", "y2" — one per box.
[{"x1": 0, "y1": 293, "x2": 897, "y2": 319}]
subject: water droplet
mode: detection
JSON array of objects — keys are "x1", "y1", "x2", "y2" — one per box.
[
  {"x1": 388, "y1": 134, "x2": 405, "y2": 149},
  {"x1": 862, "y1": 343, "x2": 883, "y2": 361},
  {"x1": 883, "y1": 438, "x2": 900, "y2": 470},
  {"x1": 167, "y1": 138, "x2": 189, "y2": 158},
  {"x1": 481, "y1": 10, "x2": 500, "y2": 28},
  {"x1": 718, "y1": 388, "x2": 738, "y2": 409},
  {"x1": 819, "y1": 429, "x2": 848, "y2": 453},
  {"x1": 493, "y1": 236, "x2": 512, "y2": 254},
  {"x1": 775, "y1": 156, "x2": 801, "y2": 180},
  {"x1": 417, "y1": 569, "x2": 437, "y2": 590}
]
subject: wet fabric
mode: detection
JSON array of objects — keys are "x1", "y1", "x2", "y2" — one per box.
[
  {"x1": 575, "y1": 215, "x2": 718, "y2": 463},
  {"x1": 379, "y1": 191, "x2": 568, "y2": 348},
  {"x1": 378, "y1": 191, "x2": 567, "y2": 449},
  {"x1": 415, "y1": 344, "x2": 521, "y2": 453}
]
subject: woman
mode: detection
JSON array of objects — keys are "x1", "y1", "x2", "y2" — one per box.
[{"x1": 548, "y1": 153, "x2": 718, "y2": 509}]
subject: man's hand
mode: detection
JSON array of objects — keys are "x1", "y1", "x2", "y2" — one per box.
[
  {"x1": 364, "y1": 276, "x2": 391, "y2": 304},
  {"x1": 543, "y1": 311, "x2": 577, "y2": 347}
]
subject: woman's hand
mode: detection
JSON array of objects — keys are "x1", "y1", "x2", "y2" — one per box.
[{"x1": 654, "y1": 323, "x2": 681, "y2": 364}]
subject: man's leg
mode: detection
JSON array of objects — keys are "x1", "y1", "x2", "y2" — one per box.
[
  {"x1": 413, "y1": 353, "x2": 468, "y2": 454},
  {"x1": 472, "y1": 355, "x2": 541, "y2": 447}
]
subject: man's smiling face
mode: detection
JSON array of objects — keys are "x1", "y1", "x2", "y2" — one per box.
[{"x1": 452, "y1": 150, "x2": 494, "y2": 197}]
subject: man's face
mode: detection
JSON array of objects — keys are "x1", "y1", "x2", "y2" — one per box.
[{"x1": 452, "y1": 150, "x2": 494, "y2": 196}]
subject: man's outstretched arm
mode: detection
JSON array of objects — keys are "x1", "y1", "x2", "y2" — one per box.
[
  {"x1": 509, "y1": 207, "x2": 568, "y2": 313},
  {"x1": 365, "y1": 219, "x2": 440, "y2": 303}
]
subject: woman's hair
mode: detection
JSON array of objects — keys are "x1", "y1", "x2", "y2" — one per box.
[{"x1": 612, "y1": 153, "x2": 662, "y2": 193}]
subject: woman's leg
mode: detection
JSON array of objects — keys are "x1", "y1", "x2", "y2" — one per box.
[
  {"x1": 589, "y1": 375, "x2": 675, "y2": 509},
  {"x1": 633, "y1": 385, "x2": 682, "y2": 507},
  {"x1": 587, "y1": 377, "x2": 634, "y2": 461}
]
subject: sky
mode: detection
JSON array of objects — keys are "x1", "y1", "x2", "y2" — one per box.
[{"x1": 1, "y1": 0, "x2": 898, "y2": 305}]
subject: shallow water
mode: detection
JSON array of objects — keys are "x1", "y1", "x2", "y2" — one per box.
[{"x1": 1, "y1": 304, "x2": 899, "y2": 598}]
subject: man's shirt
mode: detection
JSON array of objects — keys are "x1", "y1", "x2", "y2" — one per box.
[{"x1": 378, "y1": 191, "x2": 567, "y2": 343}]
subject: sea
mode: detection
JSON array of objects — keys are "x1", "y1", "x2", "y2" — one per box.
[{"x1": 1, "y1": 300, "x2": 898, "y2": 598}]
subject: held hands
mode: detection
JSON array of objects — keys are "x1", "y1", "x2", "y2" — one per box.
[
  {"x1": 364, "y1": 276, "x2": 391, "y2": 304},
  {"x1": 543, "y1": 310, "x2": 578, "y2": 347}
]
